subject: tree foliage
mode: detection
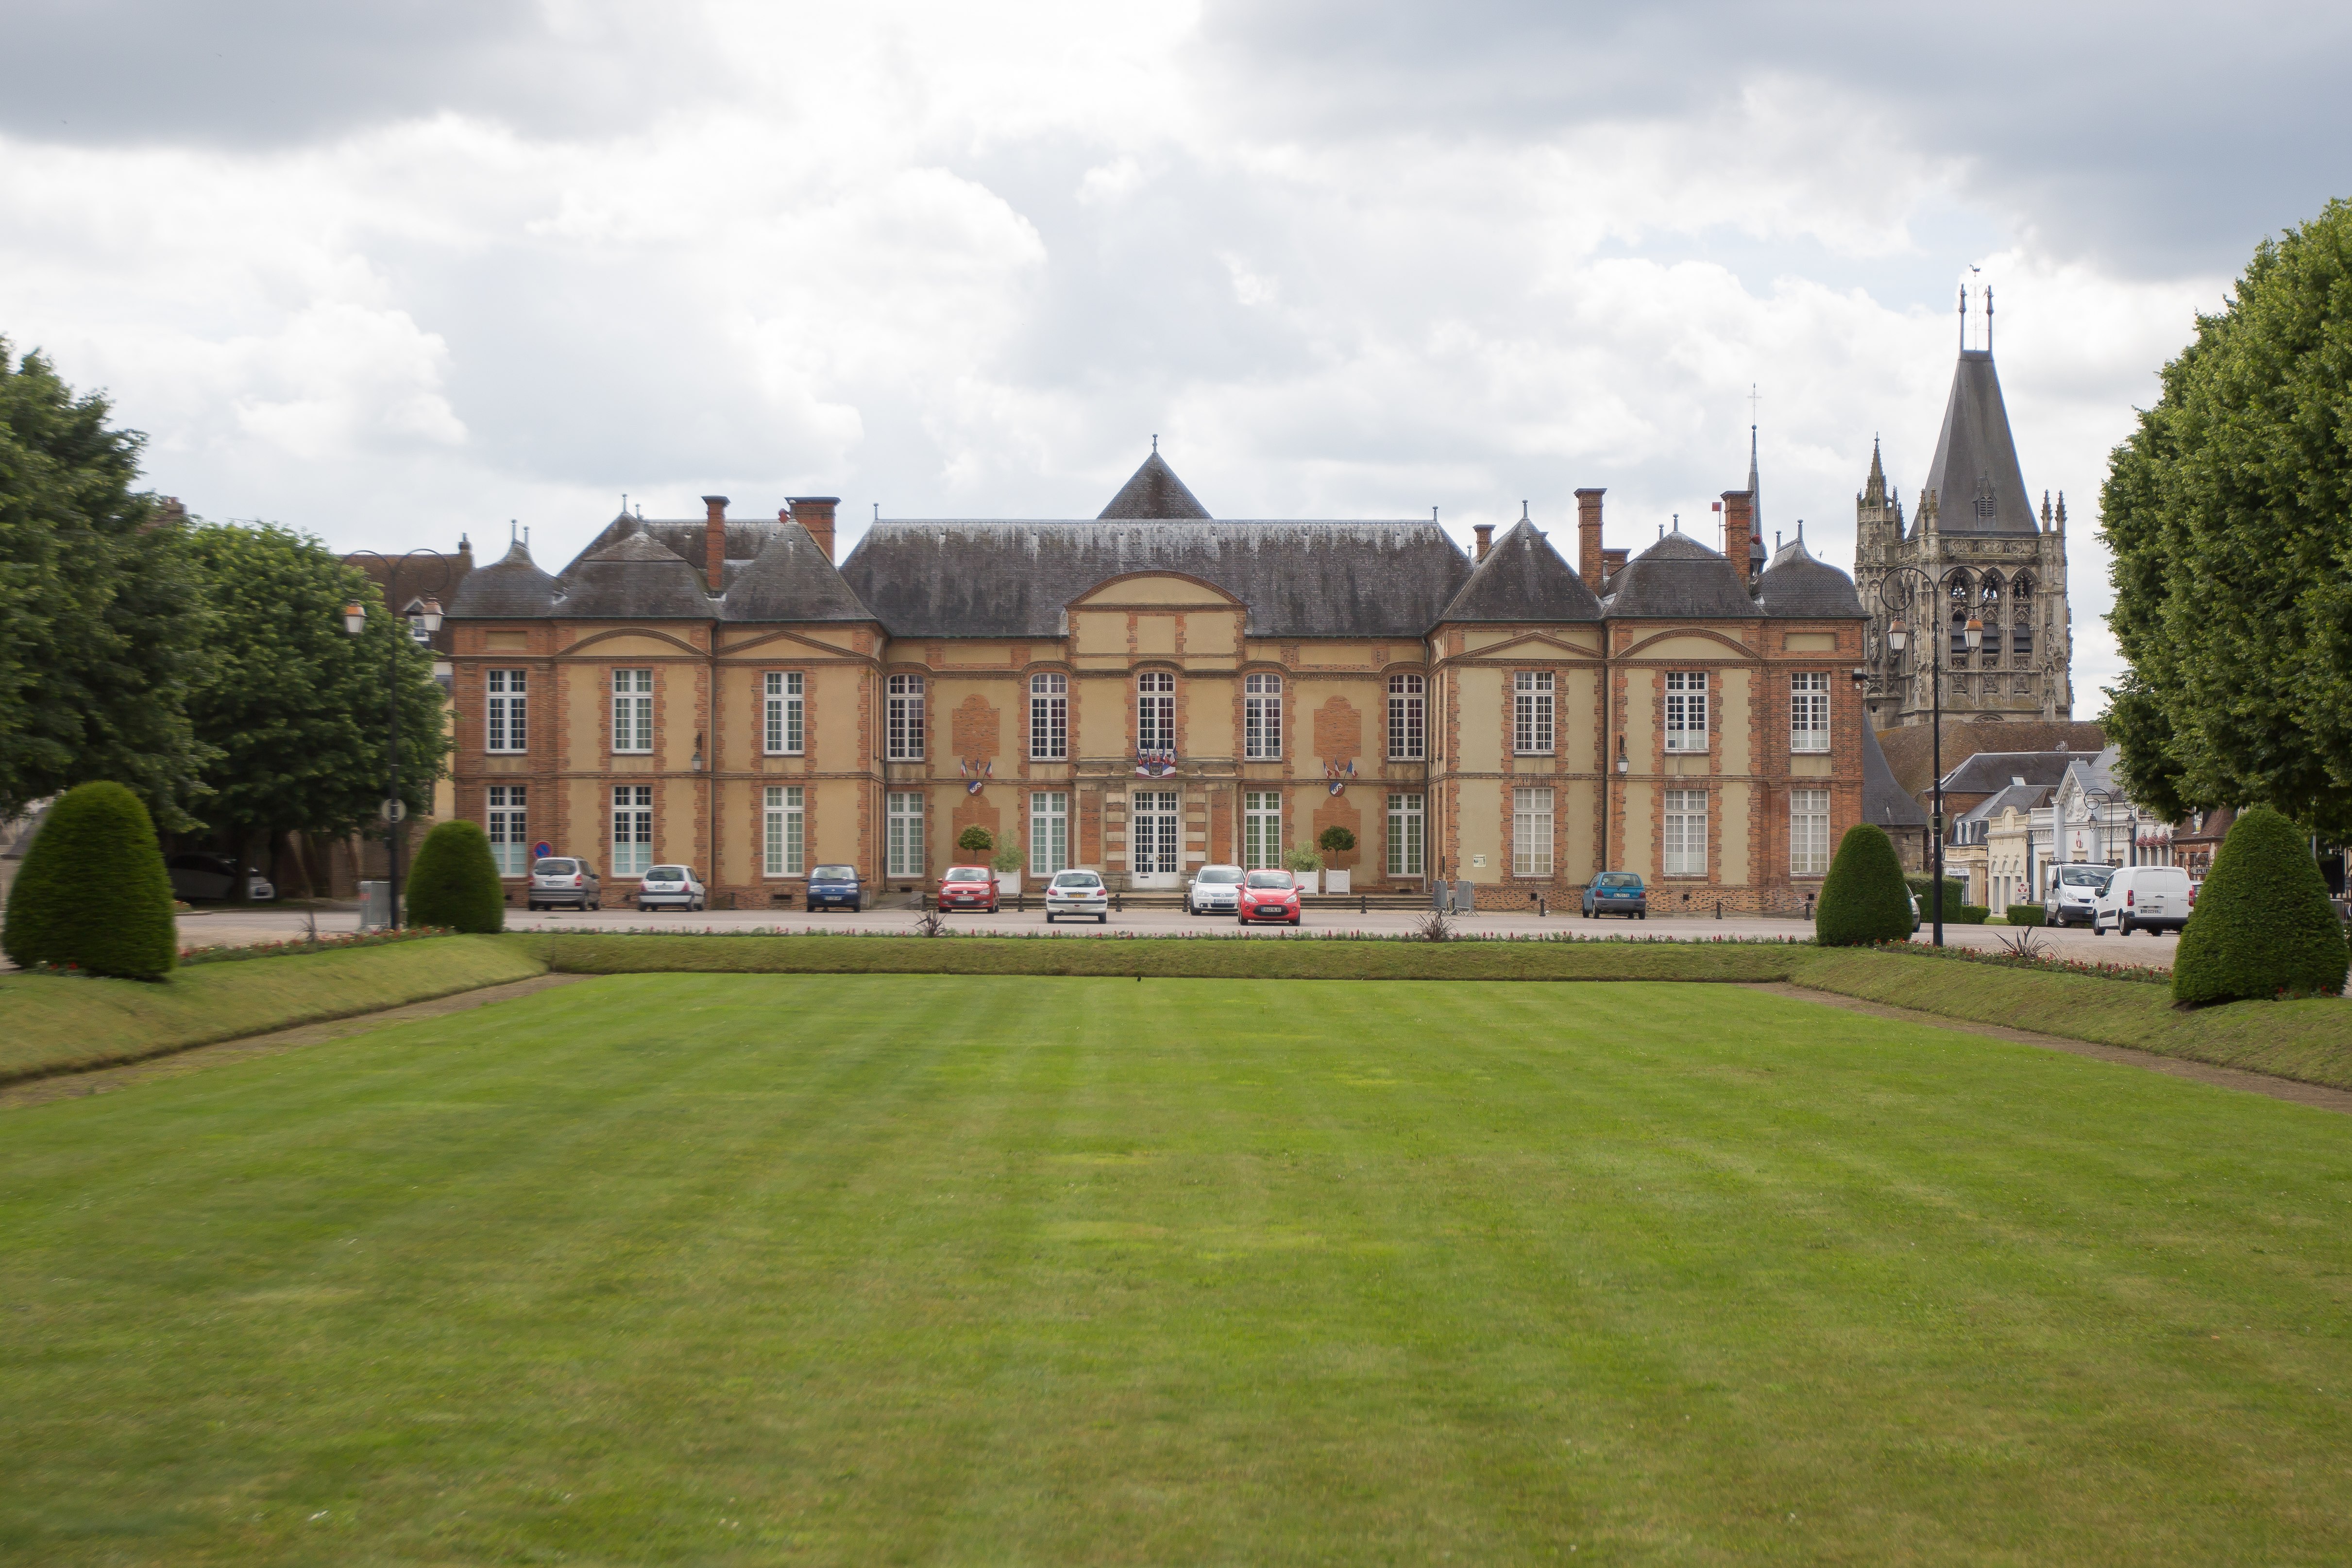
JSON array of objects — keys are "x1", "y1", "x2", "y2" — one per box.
[
  {"x1": 183, "y1": 523, "x2": 448, "y2": 857},
  {"x1": 2101, "y1": 200, "x2": 2352, "y2": 836},
  {"x1": 0, "y1": 340, "x2": 211, "y2": 824},
  {"x1": 2173, "y1": 804, "x2": 2348, "y2": 1004},
  {"x1": 405, "y1": 819, "x2": 506, "y2": 934},
  {"x1": 1816, "y1": 825, "x2": 1912, "y2": 946},
  {"x1": 2, "y1": 780, "x2": 177, "y2": 978},
  {"x1": 956, "y1": 825, "x2": 995, "y2": 855}
]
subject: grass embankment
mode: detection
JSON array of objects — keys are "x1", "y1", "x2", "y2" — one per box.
[
  {"x1": 0, "y1": 937, "x2": 545, "y2": 1084},
  {"x1": 4, "y1": 975, "x2": 2350, "y2": 1563},
  {"x1": 503, "y1": 930, "x2": 1803, "y2": 981}
]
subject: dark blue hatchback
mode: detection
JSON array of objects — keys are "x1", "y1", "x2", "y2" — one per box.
[
  {"x1": 1581, "y1": 872, "x2": 1647, "y2": 919},
  {"x1": 807, "y1": 863, "x2": 863, "y2": 912}
]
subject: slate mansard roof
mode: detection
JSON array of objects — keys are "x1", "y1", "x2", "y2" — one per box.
[{"x1": 448, "y1": 450, "x2": 1873, "y2": 637}]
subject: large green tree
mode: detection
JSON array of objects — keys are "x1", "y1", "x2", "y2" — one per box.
[
  {"x1": 184, "y1": 523, "x2": 448, "y2": 882},
  {"x1": 2102, "y1": 199, "x2": 2352, "y2": 835},
  {"x1": 0, "y1": 339, "x2": 212, "y2": 823}
]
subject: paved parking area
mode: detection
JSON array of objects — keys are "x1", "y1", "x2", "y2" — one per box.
[{"x1": 171, "y1": 900, "x2": 2181, "y2": 967}]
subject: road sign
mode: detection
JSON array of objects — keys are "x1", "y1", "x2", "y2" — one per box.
[
  {"x1": 380, "y1": 799, "x2": 407, "y2": 823},
  {"x1": 534, "y1": 840, "x2": 553, "y2": 860}
]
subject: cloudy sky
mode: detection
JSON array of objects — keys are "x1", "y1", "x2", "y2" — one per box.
[{"x1": 4, "y1": 0, "x2": 2344, "y2": 704}]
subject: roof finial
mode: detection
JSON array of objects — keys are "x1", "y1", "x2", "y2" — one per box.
[
  {"x1": 1959, "y1": 280, "x2": 1968, "y2": 350},
  {"x1": 1521, "y1": 500, "x2": 1529, "y2": 521},
  {"x1": 509, "y1": 518, "x2": 517, "y2": 543},
  {"x1": 1151, "y1": 433, "x2": 1157, "y2": 453},
  {"x1": 1985, "y1": 285, "x2": 1994, "y2": 353}
]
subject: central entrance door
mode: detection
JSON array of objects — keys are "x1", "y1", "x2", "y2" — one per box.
[{"x1": 1131, "y1": 790, "x2": 1180, "y2": 888}]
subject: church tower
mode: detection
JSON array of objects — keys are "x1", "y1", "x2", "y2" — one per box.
[{"x1": 1856, "y1": 285, "x2": 2073, "y2": 728}]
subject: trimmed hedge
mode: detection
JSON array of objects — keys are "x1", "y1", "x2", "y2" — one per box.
[
  {"x1": 2174, "y1": 805, "x2": 2349, "y2": 1005},
  {"x1": 405, "y1": 819, "x2": 506, "y2": 934},
  {"x1": 1816, "y1": 824, "x2": 1914, "y2": 946},
  {"x1": 1907, "y1": 876, "x2": 1970, "y2": 922},
  {"x1": 1954, "y1": 905, "x2": 1991, "y2": 925},
  {"x1": 2005, "y1": 904, "x2": 2047, "y2": 927},
  {"x1": 1, "y1": 782, "x2": 177, "y2": 979}
]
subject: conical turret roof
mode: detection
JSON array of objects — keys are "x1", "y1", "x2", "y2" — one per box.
[
  {"x1": 723, "y1": 522, "x2": 875, "y2": 622},
  {"x1": 1439, "y1": 518, "x2": 1600, "y2": 622},
  {"x1": 1919, "y1": 349, "x2": 2036, "y2": 536},
  {"x1": 1098, "y1": 450, "x2": 1211, "y2": 520},
  {"x1": 447, "y1": 537, "x2": 558, "y2": 617},
  {"x1": 555, "y1": 526, "x2": 712, "y2": 618}
]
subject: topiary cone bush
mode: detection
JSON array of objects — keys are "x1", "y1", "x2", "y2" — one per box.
[
  {"x1": 2173, "y1": 804, "x2": 2348, "y2": 1005},
  {"x1": 404, "y1": 819, "x2": 506, "y2": 934},
  {"x1": 1814, "y1": 824, "x2": 1913, "y2": 946},
  {"x1": 2, "y1": 781, "x2": 177, "y2": 978}
]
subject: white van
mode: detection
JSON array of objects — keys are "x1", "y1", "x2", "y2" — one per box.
[
  {"x1": 2091, "y1": 864, "x2": 2192, "y2": 936},
  {"x1": 2046, "y1": 863, "x2": 2112, "y2": 927}
]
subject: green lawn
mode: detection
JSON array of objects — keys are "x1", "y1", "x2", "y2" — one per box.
[{"x1": 4, "y1": 977, "x2": 2350, "y2": 1565}]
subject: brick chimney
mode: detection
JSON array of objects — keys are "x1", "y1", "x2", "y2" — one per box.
[
  {"x1": 789, "y1": 496, "x2": 839, "y2": 563},
  {"x1": 701, "y1": 495, "x2": 729, "y2": 591},
  {"x1": 1721, "y1": 489, "x2": 1754, "y2": 586},
  {"x1": 1575, "y1": 488, "x2": 1606, "y2": 585},
  {"x1": 1472, "y1": 523, "x2": 1493, "y2": 560}
]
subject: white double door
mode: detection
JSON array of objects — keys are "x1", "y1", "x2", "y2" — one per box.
[{"x1": 1130, "y1": 790, "x2": 1182, "y2": 888}]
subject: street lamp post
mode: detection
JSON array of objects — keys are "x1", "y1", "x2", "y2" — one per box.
[
  {"x1": 342, "y1": 550, "x2": 449, "y2": 929},
  {"x1": 1853, "y1": 567, "x2": 1981, "y2": 948}
]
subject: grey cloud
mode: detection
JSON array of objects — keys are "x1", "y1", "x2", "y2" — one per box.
[
  {"x1": 0, "y1": 0, "x2": 716, "y2": 145},
  {"x1": 1199, "y1": 0, "x2": 2352, "y2": 274}
]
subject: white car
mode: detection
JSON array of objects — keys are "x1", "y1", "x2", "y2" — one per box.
[
  {"x1": 2046, "y1": 864, "x2": 2111, "y2": 927},
  {"x1": 1044, "y1": 869, "x2": 1110, "y2": 923},
  {"x1": 2092, "y1": 864, "x2": 2192, "y2": 936},
  {"x1": 636, "y1": 864, "x2": 706, "y2": 911},
  {"x1": 1186, "y1": 864, "x2": 1244, "y2": 915}
]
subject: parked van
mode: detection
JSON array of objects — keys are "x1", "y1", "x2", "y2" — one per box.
[
  {"x1": 2046, "y1": 864, "x2": 2112, "y2": 927},
  {"x1": 2091, "y1": 864, "x2": 2192, "y2": 936}
]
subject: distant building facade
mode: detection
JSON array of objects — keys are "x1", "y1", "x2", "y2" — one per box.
[
  {"x1": 444, "y1": 452, "x2": 1914, "y2": 913},
  {"x1": 1856, "y1": 290, "x2": 2074, "y2": 727}
]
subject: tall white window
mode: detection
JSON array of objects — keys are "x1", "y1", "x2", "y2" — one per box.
[
  {"x1": 1790, "y1": 672, "x2": 1829, "y2": 753},
  {"x1": 1244, "y1": 672, "x2": 1283, "y2": 759},
  {"x1": 1243, "y1": 790, "x2": 1282, "y2": 870},
  {"x1": 1513, "y1": 671, "x2": 1554, "y2": 755},
  {"x1": 487, "y1": 785, "x2": 527, "y2": 875},
  {"x1": 611, "y1": 669, "x2": 653, "y2": 754},
  {"x1": 1665, "y1": 672, "x2": 1708, "y2": 754},
  {"x1": 486, "y1": 669, "x2": 527, "y2": 752},
  {"x1": 886, "y1": 790, "x2": 925, "y2": 877},
  {"x1": 886, "y1": 675, "x2": 925, "y2": 760},
  {"x1": 1791, "y1": 788, "x2": 1830, "y2": 877},
  {"x1": 1030, "y1": 673, "x2": 1068, "y2": 760},
  {"x1": 1029, "y1": 792, "x2": 1068, "y2": 876},
  {"x1": 764, "y1": 785, "x2": 805, "y2": 877},
  {"x1": 1137, "y1": 670, "x2": 1175, "y2": 751},
  {"x1": 1512, "y1": 786, "x2": 1555, "y2": 877},
  {"x1": 1388, "y1": 673, "x2": 1425, "y2": 759},
  {"x1": 1664, "y1": 788, "x2": 1708, "y2": 876},
  {"x1": 765, "y1": 672, "x2": 804, "y2": 756},
  {"x1": 612, "y1": 785, "x2": 653, "y2": 876},
  {"x1": 1387, "y1": 792, "x2": 1425, "y2": 877}
]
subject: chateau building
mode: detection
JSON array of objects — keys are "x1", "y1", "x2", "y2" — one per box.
[
  {"x1": 444, "y1": 451, "x2": 1912, "y2": 911},
  {"x1": 1855, "y1": 290, "x2": 2074, "y2": 726}
]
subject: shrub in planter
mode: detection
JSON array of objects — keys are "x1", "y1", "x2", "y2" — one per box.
[
  {"x1": 1815, "y1": 824, "x2": 1913, "y2": 946},
  {"x1": 2005, "y1": 903, "x2": 2047, "y2": 927},
  {"x1": 956, "y1": 826, "x2": 995, "y2": 857},
  {"x1": 2174, "y1": 804, "x2": 2349, "y2": 1005},
  {"x1": 1282, "y1": 845, "x2": 1322, "y2": 874},
  {"x1": 404, "y1": 819, "x2": 505, "y2": 933},
  {"x1": 2, "y1": 781, "x2": 177, "y2": 978},
  {"x1": 990, "y1": 844, "x2": 1023, "y2": 874}
]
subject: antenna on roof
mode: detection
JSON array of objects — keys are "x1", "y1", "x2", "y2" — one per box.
[{"x1": 1985, "y1": 286, "x2": 1994, "y2": 353}]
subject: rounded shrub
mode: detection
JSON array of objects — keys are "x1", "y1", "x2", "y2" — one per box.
[
  {"x1": 956, "y1": 825, "x2": 995, "y2": 856},
  {"x1": 404, "y1": 819, "x2": 506, "y2": 934},
  {"x1": 1815, "y1": 824, "x2": 1913, "y2": 946},
  {"x1": 2174, "y1": 805, "x2": 2348, "y2": 1005},
  {"x1": 2, "y1": 781, "x2": 177, "y2": 978},
  {"x1": 1317, "y1": 825, "x2": 1357, "y2": 857}
]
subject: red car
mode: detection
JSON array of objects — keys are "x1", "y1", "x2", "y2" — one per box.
[
  {"x1": 1237, "y1": 868, "x2": 1302, "y2": 925},
  {"x1": 935, "y1": 865, "x2": 1000, "y2": 913}
]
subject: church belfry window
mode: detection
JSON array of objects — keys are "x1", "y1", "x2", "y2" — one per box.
[{"x1": 2011, "y1": 576, "x2": 2034, "y2": 655}]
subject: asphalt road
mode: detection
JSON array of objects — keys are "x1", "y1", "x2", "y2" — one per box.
[{"x1": 170, "y1": 900, "x2": 2182, "y2": 967}]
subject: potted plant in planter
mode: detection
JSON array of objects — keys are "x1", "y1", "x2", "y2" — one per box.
[
  {"x1": 1282, "y1": 843, "x2": 1322, "y2": 895},
  {"x1": 991, "y1": 842, "x2": 1023, "y2": 896},
  {"x1": 1317, "y1": 826, "x2": 1357, "y2": 895}
]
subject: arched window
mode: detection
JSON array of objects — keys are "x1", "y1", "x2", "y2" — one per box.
[
  {"x1": 1243, "y1": 672, "x2": 1282, "y2": 759},
  {"x1": 2011, "y1": 575, "x2": 2034, "y2": 656},
  {"x1": 1136, "y1": 670, "x2": 1175, "y2": 752},
  {"x1": 1947, "y1": 573, "x2": 1972, "y2": 658},
  {"x1": 1978, "y1": 574, "x2": 2003, "y2": 662}
]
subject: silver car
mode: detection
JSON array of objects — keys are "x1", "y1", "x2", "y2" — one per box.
[
  {"x1": 636, "y1": 864, "x2": 705, "y2": 911},
  {"x1": 528, "y1": 856, "x2": 602, "y2": 911},
  {"x1": 1186, "y1": 863, "x2": 1244, "y2": 915},
  {"x1": 165, "y1": 852, "x2": 274, "y2": 902},
  {"x1": 1044, "y1": 869, "x2": 1110, "y2": 923}
]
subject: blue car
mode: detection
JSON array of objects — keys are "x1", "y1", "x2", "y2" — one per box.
[
  {"x1": 1582, "y1": 871, "x2": 1647, "y2": 919},
  {"x1": 806, "y1": 863, "x2": 863, "y2": 912}
]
